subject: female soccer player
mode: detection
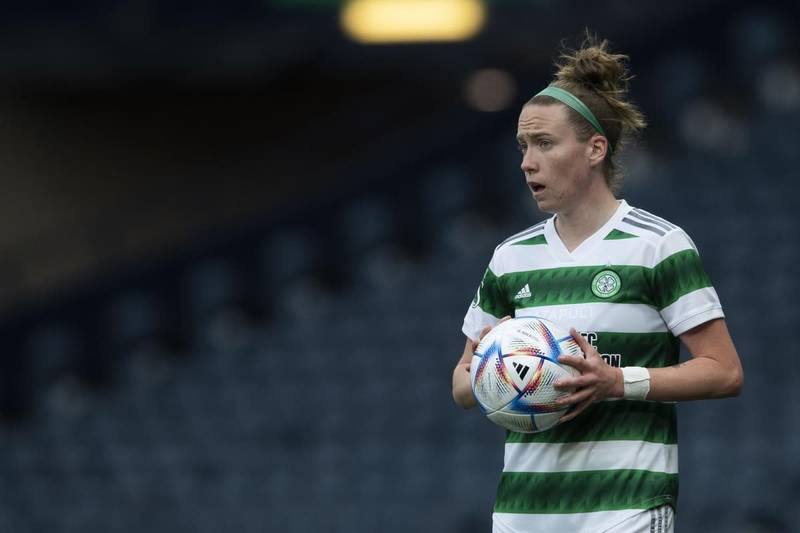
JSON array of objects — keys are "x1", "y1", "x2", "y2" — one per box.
[{"x1": 452, "y1": 35, "x2": 743, "y2": 533}]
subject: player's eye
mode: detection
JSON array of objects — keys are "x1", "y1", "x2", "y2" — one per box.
[
  {"x1": 517, "y1": 142, "x2": 527, "y2": 154},
  {"x1": 538, "y1": 139, "x2": 552, "y2": 149}
]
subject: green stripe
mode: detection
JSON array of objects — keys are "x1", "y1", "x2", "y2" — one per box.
[
  {"x1": 597, "y1": 332, "x2": 680, "y2": 368},
  {"x1": 653, "y1": 249, "x2": 712, "y2": 309},
  {"x1": 506, "y1": 401, "x2": 676, "y2": 444},
  {"x1": 502, "y1": 251, "x2": 713, "y2": 310},
  {"x1": 495, "y1": 470, "x2": 677, "y2": 514},
  {"x1": 474, "y1": 267, "x2": 514, "y2": 319},
  {"x1": 502, "y1": 265, "x2": 655, "y2": 308},
  {"x1": 511, "y1": 234, "x2": 547, "y2": 246},
  {"x1": 604, "y1": 229, "x2": 638, "y2": 240}
]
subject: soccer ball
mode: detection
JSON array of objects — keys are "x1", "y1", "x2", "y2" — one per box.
[{"x1": 471, "y1": 317, "x2": 583, "y2": 433}]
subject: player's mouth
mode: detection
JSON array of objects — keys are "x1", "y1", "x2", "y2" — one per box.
[{"x1": 528, "y1": 181, "x2": 545, "y2": 194}]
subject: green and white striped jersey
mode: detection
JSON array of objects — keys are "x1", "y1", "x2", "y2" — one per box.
[{"x1": 462, "y1": 199, "x2": 724, "y2": 533}]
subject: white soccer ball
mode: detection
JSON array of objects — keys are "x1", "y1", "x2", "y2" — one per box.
[{"x1": 470, "y1": 317, "x2": 583, "y2": 433}]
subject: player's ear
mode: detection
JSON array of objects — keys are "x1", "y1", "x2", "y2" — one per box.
[{"x1": 587, "y1": 134, "x2": 608, "y2": 167}]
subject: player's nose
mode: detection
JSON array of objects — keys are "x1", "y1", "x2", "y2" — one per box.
[{"x1": 520, "y1": 149, "x2": 538, "y2": 173}]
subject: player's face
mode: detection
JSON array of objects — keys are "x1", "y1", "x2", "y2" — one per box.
[{"x1": 516, "y1": 103, "x2": 595, "y2": 215}]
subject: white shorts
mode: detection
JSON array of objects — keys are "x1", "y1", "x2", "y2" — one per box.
[
  {"x1": 492, "y1": 505, "x2": 675, "y2": 533},
  {"x1": 604, "y1": 505, "x2": 674, "y2": 533}
]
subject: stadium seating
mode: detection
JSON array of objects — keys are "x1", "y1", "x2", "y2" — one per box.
[{"x1": 1, "y1": 5, "x2": 799, "y2": 531}]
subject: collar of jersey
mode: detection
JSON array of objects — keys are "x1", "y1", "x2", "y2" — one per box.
[{"x1": 545, "y1": 199, "x2": 631, "y2": 262}]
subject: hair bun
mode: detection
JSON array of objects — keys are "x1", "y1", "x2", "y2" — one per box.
[{"x1": 554, "y1": 34, "x2": 633, "y2": 98}]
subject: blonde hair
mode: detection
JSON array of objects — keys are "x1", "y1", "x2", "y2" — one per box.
[{"x1": 528, "y1": 32, "x2": 647, "y2": 194}]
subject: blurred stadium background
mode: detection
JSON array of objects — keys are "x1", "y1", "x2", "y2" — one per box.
[{"x1": 0, "y1": 1, "x2": 797, "y2": 531}]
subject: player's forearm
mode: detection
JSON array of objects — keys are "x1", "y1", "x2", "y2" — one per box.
[
  {"x1": 452, "y1": 364, "x2": 477, "y2": 409},
  {"x1": 646, "y1": 356, "x2": 743, "y2": 402}
]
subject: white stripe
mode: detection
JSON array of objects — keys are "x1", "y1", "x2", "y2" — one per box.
[
  {"x1": 498, "y1": 238, "x2": 658, "y2": 273},
  {"x1": 504, "y1": 440, "x2": 679, "y2": 474},
  {"x1": 515, "y1": 302, "x2": 668, "y2": 334},
  {"x1": 494, "y1": 509, "x2": 641, "y2": 533},
  {"x1": 660, "y1": 287, "x2": 724, "y2": 336}
]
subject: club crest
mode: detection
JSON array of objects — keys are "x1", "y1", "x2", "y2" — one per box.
[{"x1": 591, "y1": 269, "x2": 621, "y2": 299}]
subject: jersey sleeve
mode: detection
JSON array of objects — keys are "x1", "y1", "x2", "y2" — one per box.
[
  {"x1": 651, "y1": 228, "x2": 724, "y2": 337},
  {"x1": 462, "y1": 254, "x2": 514, "y2": 342}
]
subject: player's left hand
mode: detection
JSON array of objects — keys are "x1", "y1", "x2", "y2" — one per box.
[{"x1": 554, "y1": 328, "x2": 623, "y2": 422}]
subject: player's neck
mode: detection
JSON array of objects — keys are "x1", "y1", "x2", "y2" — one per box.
[{"x1": 554, "y1": 190, "x2": 619, "y2": 253}]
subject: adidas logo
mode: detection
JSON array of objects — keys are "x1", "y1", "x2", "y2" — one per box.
[
  {"x1": 512, "y1": 362, "x2": 530, "y2": 380},
  {"x1": 514, "y1": 283, "x2": 532, "y2": 300}
]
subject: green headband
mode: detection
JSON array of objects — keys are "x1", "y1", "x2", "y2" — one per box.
[{"x1": 534, "y1": 86, "x2": 608, "y2": 140}]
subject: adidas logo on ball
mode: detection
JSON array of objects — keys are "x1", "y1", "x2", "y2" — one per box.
[{"x1": 512, "y1": 362, "x2": 530, "y2": 380}]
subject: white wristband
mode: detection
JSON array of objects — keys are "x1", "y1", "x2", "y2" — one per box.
[{"x1": 621, "y1": 366, "x2": 651, "y2": 400}]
